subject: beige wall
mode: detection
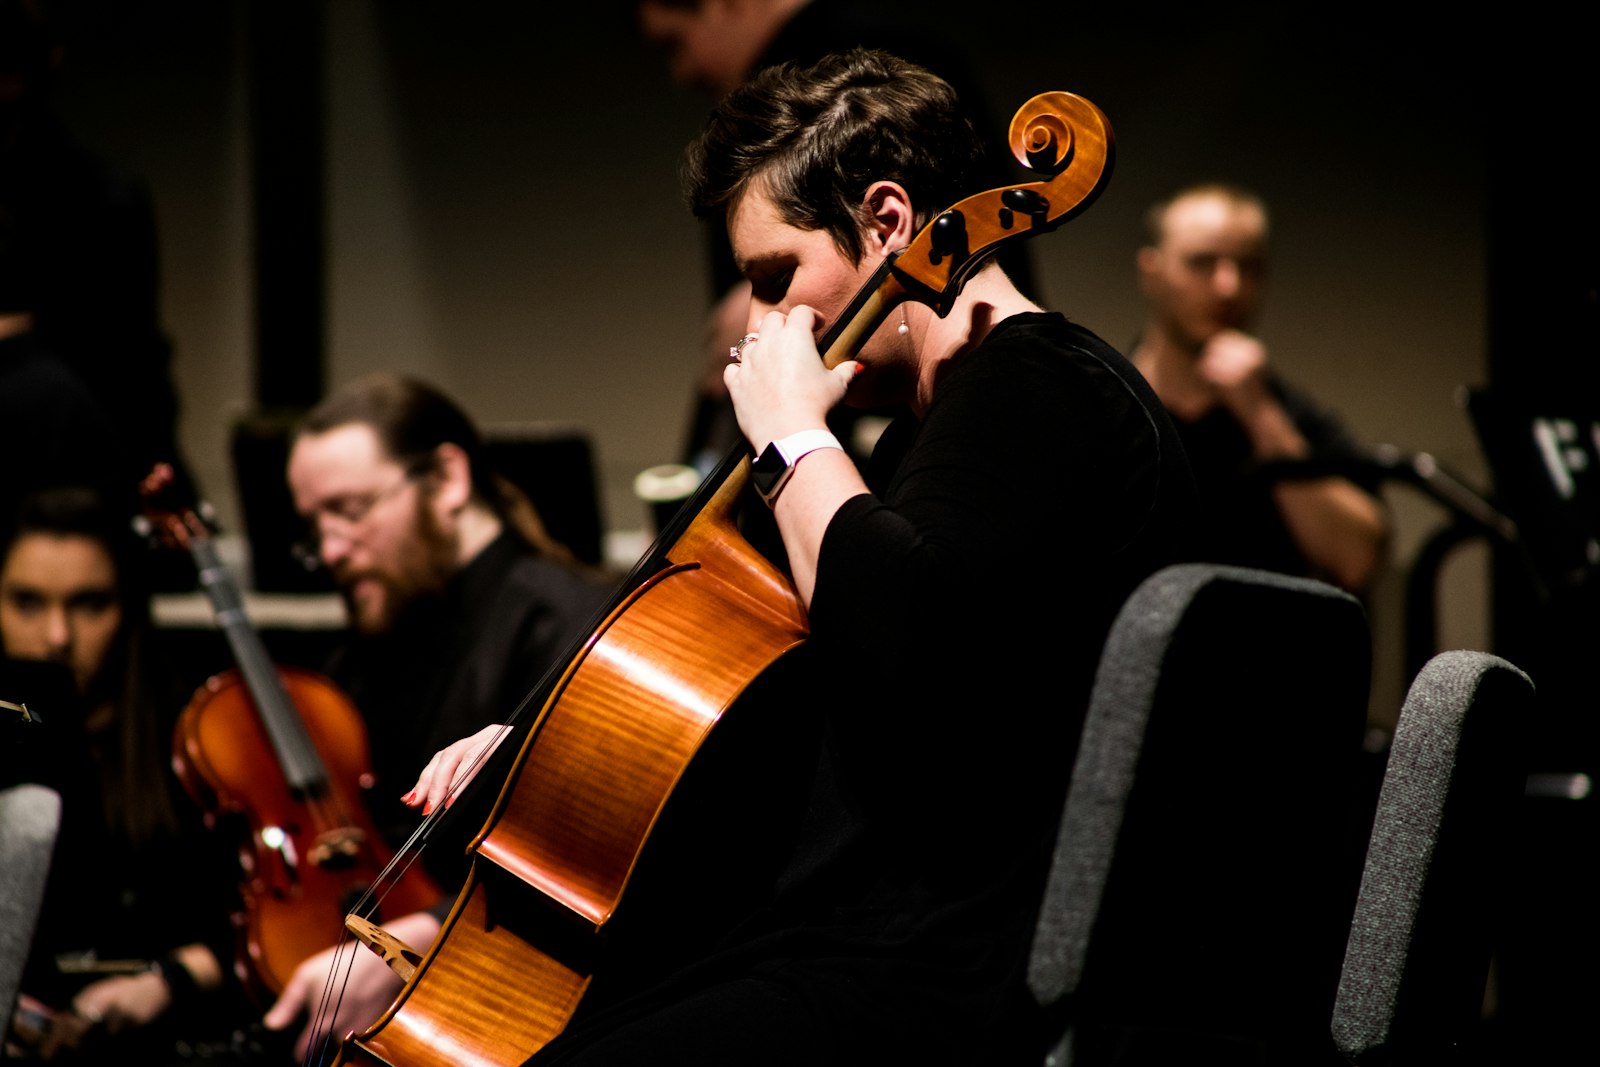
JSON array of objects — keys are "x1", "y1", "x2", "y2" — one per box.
[{"x1": 51, "y1": 3, "x2": 1494, "y2": 723}]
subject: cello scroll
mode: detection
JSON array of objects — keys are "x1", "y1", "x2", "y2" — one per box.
[
  {"x1": 819, "y1": 90, "x2": 1113, "y2": 368},
  {"x1": 894, "y1": 90, "x2": 1113, "y2": 310}
]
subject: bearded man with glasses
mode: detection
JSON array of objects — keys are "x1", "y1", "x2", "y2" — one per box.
[{"x1": 263, "y1": 371, "x2": 612, "y2": 1060}]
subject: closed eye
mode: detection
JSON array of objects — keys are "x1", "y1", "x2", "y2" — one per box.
[
  {"x1": 3, "y1": 589, "x2": 45, "y2": 615},
  {"x1": 747, "y1": 265, "x2": 795, "y2": 306}
]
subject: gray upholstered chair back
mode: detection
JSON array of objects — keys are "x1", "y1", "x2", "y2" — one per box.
[
  {"x1": 1330, "y1": 650, "x2": 1534, "y2": 1065},
  {"x1": 0, "y1": 782, "x2": 62, "y2": 1026},
  {"x1": 1028, "y1": 563, "x2": 1374, "y2": 1065}
]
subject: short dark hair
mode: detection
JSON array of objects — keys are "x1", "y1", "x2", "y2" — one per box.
[
  {"x1": 1142, "y1": 182, "x2": 1269, "y2": 249},
  {"x1": 681, "y1": 47, "x2": 987, "y2": 264},
  {"x1": 296, "y1": 372, "x2": 504, "y2": 515}
]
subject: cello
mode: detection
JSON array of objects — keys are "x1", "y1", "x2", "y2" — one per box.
[
  {"x1": 329, "y1": 86, "x2": 1114, "y2": 1067},
  {"x1": 137, "y1": 464, "x2": 441, "y2": 1003}
]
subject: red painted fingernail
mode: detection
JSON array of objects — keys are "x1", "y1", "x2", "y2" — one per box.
[{"x1": 422, "y1": 801, "x2": 434, "y2": 816}]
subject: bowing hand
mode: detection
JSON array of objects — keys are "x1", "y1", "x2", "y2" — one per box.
[{"x1": 262, "y1": 909, "x2": 440, "y2": 1062}]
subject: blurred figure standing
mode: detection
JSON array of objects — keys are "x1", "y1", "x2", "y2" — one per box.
[{"x1": 0, "y1": 0, "x2": 196, "y2": 511}]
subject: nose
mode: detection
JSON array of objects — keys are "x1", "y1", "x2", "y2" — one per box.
[
  {"x1": 1212, "y1": 258, "x2": 1243, "y2": 298},
  {"x1": 316, "y1": 521, "x2": 355, "y2": 572},
  {"x1": 746, "y1": 285, "x2": 785, "y2": 323},
  {"x1": 44, "y1": 604, "x2": 71, "y2": 655}
]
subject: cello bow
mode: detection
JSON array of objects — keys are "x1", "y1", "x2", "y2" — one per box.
[{"x1": 329, "y1": 88, "x2": 1113, "y2": 1067}]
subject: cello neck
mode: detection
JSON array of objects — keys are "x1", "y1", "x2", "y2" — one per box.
[
  {"x1": 638, "y1": 254, "x2": 907, "y2": 565},
  {"x1": 497, "y1": 91, "x2": 1116, "y2": 735}
]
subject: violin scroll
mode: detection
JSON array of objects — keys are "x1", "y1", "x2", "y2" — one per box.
[{"x1": 136, "y1": 461, "x2": 219, "y2": 553}]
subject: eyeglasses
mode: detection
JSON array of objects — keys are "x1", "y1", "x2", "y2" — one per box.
[{"x1": 290, "y1": 466, "x2": 424, "y2": 571}]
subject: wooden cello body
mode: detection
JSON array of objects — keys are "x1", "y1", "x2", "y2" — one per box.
[
  {"x1": 334, "y1": 87, "x2": 1114, "y2": 1067},
  {"x1": 338, "y1": 462, "x2": 804, "y2": 1065},
  {"x1": 139, "y1": 467, "x2": 441, "y2": 1002}
]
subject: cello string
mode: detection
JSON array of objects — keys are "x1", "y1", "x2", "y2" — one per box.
[
  {"x1": 305, "y1": 90, "x2": 1114, "y2": 1064},
  {"x1": 300, "y1": 717, "x2": 514, "y2": 1063},
  {"x1": 304, "y1": 934, "x2": 365, "y2": 1067}
]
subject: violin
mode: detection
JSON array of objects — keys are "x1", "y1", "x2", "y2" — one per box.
[
  {"x1": 137, "y1": 464, "x2": 441, "y2": 1004},
  {"x1": 327, "y1": 88, "x2": 1113, "y2": 1067}
]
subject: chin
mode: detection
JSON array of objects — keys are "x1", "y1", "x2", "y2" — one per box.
[{"x1": 341, "y1": 590, "x2": 390, "y2": 636}]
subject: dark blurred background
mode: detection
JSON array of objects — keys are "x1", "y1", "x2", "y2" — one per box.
[{"x1": 17, "y1": 2, "x2": 1598, "y2": 1057}]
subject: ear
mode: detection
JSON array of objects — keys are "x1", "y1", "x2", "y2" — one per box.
[
  {"x1": 863, "y1": 181, "x2": 917, "y2": 255},
  {"x1": 427, "y1": 442, "x2": 475, "y2": 516}
]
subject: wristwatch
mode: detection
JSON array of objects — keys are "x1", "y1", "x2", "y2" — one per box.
[{"x1": 751, "y1": 429, "x2": 844, "y2": 507}]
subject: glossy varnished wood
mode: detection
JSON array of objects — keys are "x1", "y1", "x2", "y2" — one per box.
[
  {"x1": 175, "y1": 666, "x2": 443, "y2": 999},
  {"x1": 338, "y1": 460, "x2": 808, "y2": 1066},
  {"x1": 336, "y1": 87, "x2": 1115, "y2": 1067}
]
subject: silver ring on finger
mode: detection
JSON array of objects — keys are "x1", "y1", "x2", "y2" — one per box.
[{"x1": 729, "y1": 332, "x2": 759, "y2": 363}]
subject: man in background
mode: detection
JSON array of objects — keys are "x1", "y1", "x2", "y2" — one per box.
[
  {"x1": 1130, "y1": 182, "x2": 1390, "y2": 596},
  {"x1": 263, "y1": 372, "x2": 611, "y2": 1059}
]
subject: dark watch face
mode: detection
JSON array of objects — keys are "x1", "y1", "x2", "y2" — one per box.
[{"x1": 751, "y1": 443, "x2": 788, "y2": 498}]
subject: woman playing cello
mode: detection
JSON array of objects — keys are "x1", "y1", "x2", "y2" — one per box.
[{"x1": 408, "y1": 48, "x2": 1197, "y2": 1067}]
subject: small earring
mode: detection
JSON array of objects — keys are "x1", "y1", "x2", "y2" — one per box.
[{"x1": 897, "y1": 307, "x2": 909, "y2": 336}]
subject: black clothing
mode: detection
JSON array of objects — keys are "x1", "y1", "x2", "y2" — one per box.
[
  {"x1": 323, "y1": 531, "x2": 612, "y2": 890},
  {"x1": 1, "y1": 109, "x2": 192, "y2": 502},
  {"x1": 529, "y1": 313, "x2": 1197, "y2": 1066},
  {"x1": 0, "y1": 329, "x2": 124, "y2": 517},
  {"x1": 1169, "y1": 375, "x2": 1382, "y2": 583},
  {"x1": 4, "y1": 635, "x2": 253, "y2": 1063}
]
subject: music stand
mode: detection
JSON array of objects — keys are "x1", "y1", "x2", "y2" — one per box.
[{"x1": 1465, "y1": 388, "x2": 1600, "y2": 599}]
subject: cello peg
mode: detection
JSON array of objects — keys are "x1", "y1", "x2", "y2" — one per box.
[{"x1": 927, "y1": 210, "x2": 969, "y2": 267}]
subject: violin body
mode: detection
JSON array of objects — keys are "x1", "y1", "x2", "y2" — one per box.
[
  {"x1": 174, "y1": 663, "x2": 442, "y2": 1001},
  {"x1": 138, "y1": 463, "x2": 441, "y2": 1003}
]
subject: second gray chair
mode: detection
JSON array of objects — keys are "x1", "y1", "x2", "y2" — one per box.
[{"x1": 1330, "y1": 649, "x2": 1534, "y2": 1065}]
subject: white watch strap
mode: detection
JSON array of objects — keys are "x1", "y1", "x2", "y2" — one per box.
[{"x1": 774, "y1": 429, "x2": 844, "y2": 465}]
